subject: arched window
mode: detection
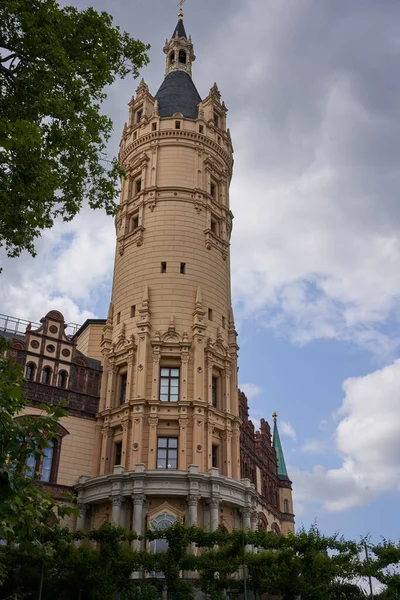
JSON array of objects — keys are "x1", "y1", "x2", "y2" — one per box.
[
  {"x1": 20, "y1": 418, "x2": 69, "y2": 484},
  {"x1": 42, "y1": 366, "x2": 52, "y2": 385},
  {"x1": 271, "y1": 522, "x2": 281, "y2": 536},
  {"x1": 169, "y1": 51, "x2": 175, "y2": 64},
  {"x1": 58, "y1": 370, "x2": 68, "y2": 389},
  {"x1": 258, "y1": 512, "x2": 268, "y2": 531},
  {"x1": 25, "y1": 362, "x2": 36, "y2": 381},
  {"x1": 178, "y1": 50, "x2": 186, "y2": 64},
  {"x1": 283, "y1": 499, "x2": 289, "y2": 513},
  {"x1": 25, "y1": 440, "x2": 57, "y2": 483},
  {"x1": 149, "y1": 513, "x2": 177, "y2": 577}
]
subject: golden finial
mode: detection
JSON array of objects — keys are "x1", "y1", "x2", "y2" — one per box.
[
  {"x1": 272, "y1": 411, "x2": 278, "y2": 423},
  {"x1": 178, "y1": 0, "x2": 186, "y2": 20}
]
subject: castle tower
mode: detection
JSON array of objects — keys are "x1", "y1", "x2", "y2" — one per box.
[
  {"x1": 74, "y1": 9, "x2": 293, "y2": 537},
  {"x1": 273, "y1": 412, "x2": 294, "y2": 534}
]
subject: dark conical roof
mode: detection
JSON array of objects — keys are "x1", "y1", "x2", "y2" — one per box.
[
  {"x1": 172, "y1": 19, "x2": 187, "y2": 39},
  {"x1": 155, "y1": 71, "x2": 202, "y2": 119}
]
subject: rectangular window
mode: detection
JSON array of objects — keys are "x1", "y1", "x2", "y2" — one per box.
[
  {"x1": 175, "y1": 121, "x2": 181, "y2": 130},
  {"x1": 199, "y1": 125, "x2": 204, "y2": 134},
  {"x1": 152, "y1": 122, "x2": 157, "y2": 131},
  {"x1": 222, "y1": 316, "x2": 226, "y2": 329},
  {"x1": 210, "y1": 183, "x2": 216, "y2": 199},
  {"x1": 131, "y1": 305, "x2": 136, "y2": 318},
  {"x1": 157, "y1": 437, "x2": 178, "y2": 469},
  {"x1": 217, "y1": 135, "x2": 221, "y2": 145},
  {"x1": 212, "y1": 376, "x2": 218, "y2": 408},
  {"x1": 133, "y1": 131, "x2": 138, "y2": 140},
  {"x1": 120, "y1": 373, "x2": 127, "y2": 405},
  {"x1": 131, "y1": 213, "x2": 139, "y2": 231},
  {"x1": 117, "y1": 312, "x2": 121, "y2": 324},
  {"x1": 161, "y1": 262, "x2": 167, "y2": 273},
  {"x1": 135, "y1": 179, "x2": 142, "y2": 194},
  {"x1": 114, "y1": 442, "x2": 122, "y2": 466},
  {"x1": 159, "y1": 367, "x2": 180, "y2": 402},
  {"x1": 136, "y1": 109, "x2": 143, "y2": 123},
  {"x1": 180, "y1": 262, "x2": 186, "y2": 274},
  {"x1": 212, "y1": 444, "x2": 219, "y2": 468},
  {"x1": 208, "y1": 308, "x2": 213, "y2": 321},
  {"x1": 211, "y1": 219, "x2": 218, "y2": 235},
  {"x1": 213, "y1": 113, "x2": 219, "y2": 128}
]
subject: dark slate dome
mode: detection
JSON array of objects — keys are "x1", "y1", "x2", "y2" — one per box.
[{"x1": 155, "y1": 71, "x2": 202, "y2": 120}]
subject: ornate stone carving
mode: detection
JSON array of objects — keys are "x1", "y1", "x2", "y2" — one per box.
[
  {"x1": 187, "y1": 494, "x2": 201, "y2": 507},
  {"x1": 207, "y1": 498, "x2": 220, "y2": 509},
  {"x1": 110, "y1": 495, "x2": 125, "y2": 507},
  {"x1": 132, "y1": 494, "x2": 146, "y2": 506}
]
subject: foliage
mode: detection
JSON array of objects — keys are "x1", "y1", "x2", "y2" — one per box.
[
  {"x1": 0, "y1": 337, "x2": 76, "y2": 551},
  {"x1": 0, "y1": 521, "x2": 386, "y2": 600},
  {"x1": 370, "y1": 540, "x2": 400, "y2": 599},
  {"x1": 0, "y1": 0, "x2": 149, "y2": 258}
]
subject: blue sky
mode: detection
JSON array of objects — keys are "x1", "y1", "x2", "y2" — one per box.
[{"x1": 1, "y1": 0, "x2": 400, "y2": 543}]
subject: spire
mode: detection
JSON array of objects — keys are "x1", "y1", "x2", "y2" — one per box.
[
  {"x1": 156, "y1": 12, "x2": 200, "y2": 119},
  {"x1": 172, "y1": 6, "x2": 187, "y2": 40},
  {"x1": 272, "y1": 412, "x2": 289, "y2": 478}
]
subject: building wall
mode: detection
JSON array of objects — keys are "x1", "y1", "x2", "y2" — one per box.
[{"x1": 75, "y1": 322, "x2": 105, "y2": 364}]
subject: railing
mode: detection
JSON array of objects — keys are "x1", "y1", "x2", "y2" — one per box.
[{"x1": 0, "y1": 313, "x2": 81, "y2": 338}]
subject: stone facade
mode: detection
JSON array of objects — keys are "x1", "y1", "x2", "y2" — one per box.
[{"x1": 1, "y1": 11, "x2": 294, "y2": 539}]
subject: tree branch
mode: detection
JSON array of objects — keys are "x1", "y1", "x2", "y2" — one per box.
[{"x1": 0, "y1": 53, "x2": 18, "y2": 64}]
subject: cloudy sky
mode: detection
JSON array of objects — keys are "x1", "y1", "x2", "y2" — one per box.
[{"x1": 2, "y1": 0, "x2": 400, "y2": 542}]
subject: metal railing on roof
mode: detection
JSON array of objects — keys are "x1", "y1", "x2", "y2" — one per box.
[{"x1": 0, "y1": 313, "x2": 81, "y2": 338}]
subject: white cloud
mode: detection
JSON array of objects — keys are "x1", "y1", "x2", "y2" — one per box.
[
  {"x1": 301, "y1": 439, "x2": 328, "y2": 454},
  {"x1": 240, "y1": 383, "x2": 263, "y2": 400},
  {"x1": 280, "y1": 421, "x2": 297, "y2": 441},
  {"x1": 0, "y1": 207, "x2": 114, "y2": 324},
  {"x1": 293, "y1": 360, "x2": 400, "y2": 512}
]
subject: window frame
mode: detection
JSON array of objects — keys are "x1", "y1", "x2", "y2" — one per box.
[
  {"x1": 159, "y1": 367, "x2": 180, "y2": 402},
  {"x1": 58, "y1": 370, "x2": 68, "y2": 389},
  {"x1": 42, "y1": 366, "x2": 52, "y2": 385},
  {"x1": 25, "y1": 362, "x2": 36, "y2": 381},
  {"x1": 119, "y1": 372, "x2": 127, "y2": 405},
  {"x1": 212, "y1": 444, "x2": 219, "y2": 468},
  {"x1": 212, "y1": 376, "x2": 218, "y2": 408},
  {"x1": 18, "y1": 418, "x2": 69, "y2": 485},
  {"x1": 156, "y1": 437, "x2": 178, "y2": 470},
  {"x1": 114, "y1": 441, "x2": 123, "y2": 467}
]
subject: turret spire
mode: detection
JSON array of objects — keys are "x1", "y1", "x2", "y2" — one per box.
[{"x1": 272, "y1": 412, "x2": 289, "y2": 478}]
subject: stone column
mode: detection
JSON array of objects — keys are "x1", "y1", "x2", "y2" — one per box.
[
  {"x1": 251, "y1": 511, "x2": 258, "y2": 554},
  {"x1": 179, "y1": 417, "x2": 189, "y2": 470},
  {"x1": 207, "y1": 424, "x2": 214, "y2": 471},
  {"x1": 187, "y1": 494, "x2": 200, "y2": 527},
  {"x1": 99, "y1": 426, "x2": 112, "y2": 476},
  {"x1": 110, "y1": 495, "x2": 124, "y2": 526},
  {"x1": 132, "y1": 494, "x2": 146, "y2": 550},
  {"x1": 208, "y1": 498, "x2": 220, "y2": 532},
  {"x1": 76, "y1": 502, "x2": 88, "y2": 532},
  {"x1": 241, "y1": 507, "x2": 252, "y2": 553},
  {"x1": 121, "y1": 420, "x2": 129, "y2": 469},
  {"x1": 148, "y1": 416, "x2": 158, "y2": 469}
]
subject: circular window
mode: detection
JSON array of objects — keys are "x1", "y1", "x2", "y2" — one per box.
[
  {"x1": 49, "y1": 325, "x2": 58, "y2": 333},
  {"x1": 31, "y1": 340, "x2": 39, "y2": 349},
  {"x1": 46, "y1": 344, "x2": 55, "y2": 353},
  {"x1": 133, "y1": 443, "x2": 139, "y2": 450},
  {"x1": 62, "y1": 349, "x2": 71, "y2": 357},
  {"x1": 197, "y1": 445, "x2": 202, "y2": 452}
]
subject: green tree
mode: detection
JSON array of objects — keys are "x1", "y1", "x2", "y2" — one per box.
[
  {"x1": 0, "y1": 0, "x2": 149, "y2": 258},
  {"x1": 0, "y1": 337, "x2": 75, "y2": 549}
]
